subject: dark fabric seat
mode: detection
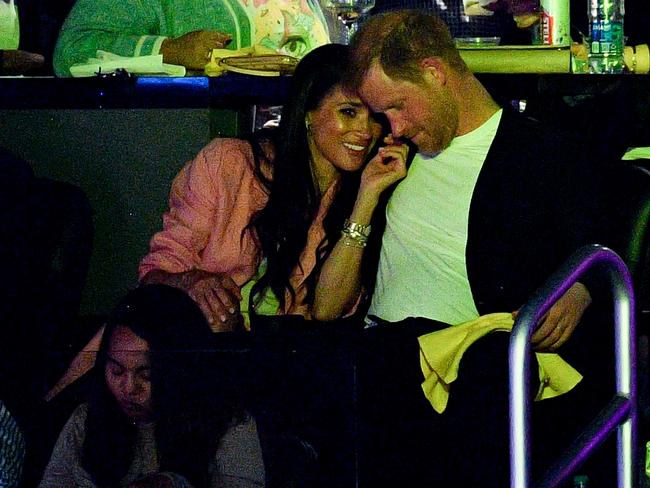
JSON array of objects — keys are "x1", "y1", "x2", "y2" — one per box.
[
  {"x1": 0, "y1": 147, "x2": 93, "y2": 487},
  {"x1": 612, "y1": 162, "x2": 650, "y2": 331}
]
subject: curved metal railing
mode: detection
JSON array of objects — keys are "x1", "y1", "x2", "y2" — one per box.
[{"x1": 509, "y1": 244, "x2": 637, "y2": 488}]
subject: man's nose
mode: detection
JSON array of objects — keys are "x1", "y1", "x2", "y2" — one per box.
[{"x1": 388, "y1": 115, "x2": 406, "y2": 138}]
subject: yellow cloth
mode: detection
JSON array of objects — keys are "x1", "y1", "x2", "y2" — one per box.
[{"x1": 418, "y1": 312, "x2": 583, "y2": 414}]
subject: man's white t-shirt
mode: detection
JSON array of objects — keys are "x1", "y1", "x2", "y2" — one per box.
[{"x1": 368, "y1": 109, "x2": 503, "y2": 325}]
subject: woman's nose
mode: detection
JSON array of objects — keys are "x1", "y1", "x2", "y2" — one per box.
[
  {"x1": 122, "y1": 374, "x2": 142, "y2": 396},
  {"x1": 355, "y1": 114, "x2": 377, "y2": 137}
]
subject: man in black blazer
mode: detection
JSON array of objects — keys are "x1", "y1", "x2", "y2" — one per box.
[{"x1": 345, "y1": 10, "x2": 618, "y2": 487}]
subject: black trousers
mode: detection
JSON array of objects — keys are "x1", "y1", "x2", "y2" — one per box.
[{"x1": 356, "y1": 313, "x2": 616, "y2": 488}]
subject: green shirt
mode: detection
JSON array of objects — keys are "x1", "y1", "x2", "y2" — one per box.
[{"x1": 53, "y1": 0, "x2": 330, "y2": 76}]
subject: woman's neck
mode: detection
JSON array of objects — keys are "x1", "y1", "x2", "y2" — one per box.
[{"x1": 310, "y1": 155, "x2": 340, "y2": 196}]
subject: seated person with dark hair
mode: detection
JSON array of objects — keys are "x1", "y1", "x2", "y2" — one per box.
[
  {"x1": 138, "y1": 43, "x2": 405, "y2": 330},
  {"x1": 40, "y1": 284, "x2": 265, "y2": 488}
]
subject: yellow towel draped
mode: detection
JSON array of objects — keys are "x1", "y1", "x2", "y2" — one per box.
[{"x1": 418, "y1": 313, "x2": 583, "y2": 414}]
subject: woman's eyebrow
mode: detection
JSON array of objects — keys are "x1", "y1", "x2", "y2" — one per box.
[
  {"x1": 106, "y1": 355, "x2": 151, "y2": 372},
  {"x1": 343, "y1": 101, "x2": 364, "y2": 107},
  {"x1": 106, "y1": 356, "x2": 125, "y2": 369}
]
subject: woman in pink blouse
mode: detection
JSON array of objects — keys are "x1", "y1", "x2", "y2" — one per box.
[{"x1": 140, "y1": 43, "x2": 409, "y2": 330}]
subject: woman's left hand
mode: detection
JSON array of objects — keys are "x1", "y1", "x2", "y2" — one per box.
[{"x1": 359, "y1": 135, "x2": 409, "y2": 204}]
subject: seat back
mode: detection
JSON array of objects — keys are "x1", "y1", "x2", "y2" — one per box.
[{"x1": 608, "y1": 162, "x2": 650, "y2": 332}]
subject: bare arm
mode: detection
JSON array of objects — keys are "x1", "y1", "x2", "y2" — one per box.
[{"x1": 313, "y1": 138, "x2": 409, "y2": 321}]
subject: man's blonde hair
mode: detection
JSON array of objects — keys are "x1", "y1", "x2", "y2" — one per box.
[{"x1": 346, "y1": 10, "x2": 468, "y2": 88}]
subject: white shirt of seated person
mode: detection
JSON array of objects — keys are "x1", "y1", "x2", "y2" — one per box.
[{"x1": 369, "y1": 109, "x2": 502, "y2": 325}]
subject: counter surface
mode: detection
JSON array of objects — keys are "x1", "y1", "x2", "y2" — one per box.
[{"x1": 0, "y1": 73, "x2": 647, "y2": 109}]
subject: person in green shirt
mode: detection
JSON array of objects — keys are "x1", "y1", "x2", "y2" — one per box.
[{"x1": 52, "y1": 0, "x2": 330, "y2": 77}]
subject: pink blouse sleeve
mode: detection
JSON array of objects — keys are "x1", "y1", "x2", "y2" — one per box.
[{"x1": 139, "y1": 139, "x2": 266, "y2": 281}]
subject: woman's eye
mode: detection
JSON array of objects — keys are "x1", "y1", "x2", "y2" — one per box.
[
  {"x1": 341, "y1": 108, "x2": 357, "y2": 117},
  {"x1": 108, "y1": 366, "x2": 124, "y2": 377},
  {"x1": 140, "y1": 371, "x2": 151, "y2": 382}
]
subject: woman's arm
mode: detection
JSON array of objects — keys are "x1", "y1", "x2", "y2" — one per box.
[
  {"x1": 313, "y1": 139, "x2": 409, "y2": 321},
  {"x1": 139, "y1": 139, "x2": 266, "y2": 330},
  {"x1": 39, "y1": 405, "x2": 95, "y2": 488},
  {"x1": 53, "y1": 0, "x2": 235, "y2": 76}
]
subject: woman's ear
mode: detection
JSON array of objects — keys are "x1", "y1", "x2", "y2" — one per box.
[{"x1": 305, "y1": 116, "x2": 313, "y2": 134}]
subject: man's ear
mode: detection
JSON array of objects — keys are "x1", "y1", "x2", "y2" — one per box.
[{"x1": 420, "y1": 57, "x2": 446, "y2": 86}]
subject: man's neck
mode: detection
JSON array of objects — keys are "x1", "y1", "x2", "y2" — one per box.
[{"x1": 453, "y1": 74, "x2": 501, "y2": 137}]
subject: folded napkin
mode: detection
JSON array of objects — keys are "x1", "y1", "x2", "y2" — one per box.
[
  {"x1": 418, "y1": 313, "x2": 583, "y2": 414},
  {"x1": 69, "y1": 50, "x2": 186, "y2": 77}
]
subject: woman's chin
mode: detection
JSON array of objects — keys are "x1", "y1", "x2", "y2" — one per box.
[{"x1": 120, "y1": 403, "x2": 152, "y2": 423}]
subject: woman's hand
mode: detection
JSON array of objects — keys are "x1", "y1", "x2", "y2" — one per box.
[
  {"x1": 530, "y1": 282, "x2": 592, "y2": 352},
  {"x1": 160, "y1": 30, "x2": 232, "y2": 69},
  {"x1": 180, "y1": 270, "x2": 244, "y2": 332},
  {"x1": 141, "y1": 269, "x2": 243, "y2": 332},
  {"x1": 313, "y1": 135, "x2": 409, "y2": 321},
  {"x1": 358, "y1": 135, "x2": 409, "y2": 207}
]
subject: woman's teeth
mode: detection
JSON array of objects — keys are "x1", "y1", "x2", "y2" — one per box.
[{"x1": 343, "y1": 143, "x2": 366, "y2": 152}]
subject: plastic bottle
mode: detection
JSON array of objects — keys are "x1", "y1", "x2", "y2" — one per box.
[{"x1": 588, "y1": 0, "x2": 625, "y2": 73}]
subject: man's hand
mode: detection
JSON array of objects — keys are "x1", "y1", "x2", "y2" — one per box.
[
  {"x1": 530, "y1": 282, "x2": 592, "y2": 352},
  {"x1": 160, "y1": 30, "x2": 232, "y2": 69},
  {"x1": 179, "y1": 269, "x2": 243, "y2": 332}
]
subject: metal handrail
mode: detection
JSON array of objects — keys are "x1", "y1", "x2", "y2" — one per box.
[{"x1": 509, "y1": 244, "x2": 637, "y2": 488}]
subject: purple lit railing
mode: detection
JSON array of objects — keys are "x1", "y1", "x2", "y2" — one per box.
[{"x1": 509, "y1": 244, "x2": 637, "y2": 488}]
